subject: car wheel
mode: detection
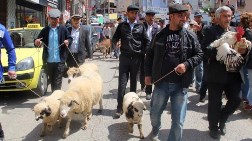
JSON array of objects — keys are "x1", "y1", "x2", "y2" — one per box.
[{"x1": 34, "y1": 69, "x2": 48, "y2": 96}]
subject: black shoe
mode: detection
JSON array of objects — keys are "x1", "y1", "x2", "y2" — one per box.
[
  {"x1": 113, "y1": 109, "x2": 123, "y2": 119},
  {"x1": 209, "y1": 130, "x2": 220, "y2": 139},
  {"x1": 0, "y1": 123, "x2": 4, "y2": 139},
  {"x1": 146, "y1": 94, "x2": 151, "y2": 100},
  {"x1": 199, "y1": 95, "x2": 205, "y2": 103},
  {"x1": 219, "y1": 122, "x2": 226, "y2": 135}
]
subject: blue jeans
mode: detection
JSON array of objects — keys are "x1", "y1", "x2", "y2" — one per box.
[
  {"x1": 246, "y1": 69, "x2": 252, "y2": 104},
  {"x1": 150, "y1": 82, "x2": 188, "y2": 141},
  {"x1": 194, "y1": 61, "x2": 203, "y2": 91},
  {"x1": 240, "y1": 66, "x2": 250, "y2": 100}
]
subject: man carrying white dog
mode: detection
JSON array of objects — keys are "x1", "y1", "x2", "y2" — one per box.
[{"x1": 202, "y1": 6, "x2": 249, "y2": 139}]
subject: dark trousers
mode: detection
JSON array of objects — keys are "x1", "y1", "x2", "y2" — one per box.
[
  {"x1": 140, "y1": 56, "x2": 152, "y2": 94},
  {"x1": 117, "y1": 54, "x2": 142, "y2": 110},
  {"x1": 66, "y1": 53, "x2": 83, "y2": 68},
  {"x1": 207, "y1": 75, "x2": 241, "y2": 131},
  {"x1": 199, "y1": 61, "x2": 207, "y2": 97},
  {"x1": 47, "y1": 62, "x2": 65, "y2": 92}
]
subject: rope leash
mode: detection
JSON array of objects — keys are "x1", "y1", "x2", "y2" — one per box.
[
  {"x1": 15, "y1": 78, "x2": 41, "y2": 97},
  {"x1": 103, "y1": 59, "x2": 118, "y2": 83},
  {"x1": 138, "y1": 69, "x2": 181, "y2": 97}
]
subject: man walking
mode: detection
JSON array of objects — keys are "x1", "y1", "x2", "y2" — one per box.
[
  {"x1": 0, "y1": 23, "x2": 17, "y2": 141},
  {"x1": 145, "y1": 4, "x2": 203, "y2": 141},
  {"x1": 140, "y1": 9, "x2": 159, "y2": 100},
  {"x1": 66, "y1": 14, "x2": 92, "y2": 68},
  {"x1": 34, "y1": 9, "x2": 72, "y2": 92},
  {"x1": 112, "y1": 5, "x2": 150, "y2": 119},
  {"x1": 202, "y1": 6, "x2": 246, "y2": 139}
]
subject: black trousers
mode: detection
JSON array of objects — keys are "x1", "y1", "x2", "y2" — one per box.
[
  {"x1": 66, "y1": 53, "x2": 83, "y2": 68},
  {"x1": 140, "y1": 56, "x2": 152, "y2": 94},
  {"x1": 207, "y1": 74, "x2": 241, "y2": 131},
  {"x1": 47, "y1": 62, "x2": 65, "y2": 92},
  {"x1": 117, "y1": 54, "x2": 142, "y2": 110},
  {"x1": 199, "y1": 61, "x2": 208, "y2": 98}
]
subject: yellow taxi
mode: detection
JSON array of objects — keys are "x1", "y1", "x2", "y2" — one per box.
[{"x1": 0, "y1": 24, "x2": 47, "y2": 96}]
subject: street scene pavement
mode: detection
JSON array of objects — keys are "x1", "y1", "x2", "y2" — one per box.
[{"x1": 0, "y1": 52, "x2": 252, "y2": 141}]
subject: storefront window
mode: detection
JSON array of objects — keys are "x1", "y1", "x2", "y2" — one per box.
[{"x1": 16, "y1": 5, "x2": 43, "y2": 28}]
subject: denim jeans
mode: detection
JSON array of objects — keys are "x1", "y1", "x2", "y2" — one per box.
[
  {"x1": 240, "y1": 67, "x2": 250, "y2": 100},
  {"x1": 194, "y1": 61, "x2": 203, "y2": 92},
  {"x1": 150, "y1": 81, "x2": 188, "y2": 141},
  {"x1": 246, "y1": 69, "x2": 252, "y2": 104}
]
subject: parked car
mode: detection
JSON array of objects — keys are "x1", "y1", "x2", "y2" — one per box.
[{"x1": 0, "y1": 24, "x2": 48, "y2": 96}]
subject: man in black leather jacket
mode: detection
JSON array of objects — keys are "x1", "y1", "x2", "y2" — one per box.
[
  {"x1": 145, "y1": 4, "x2": 203, "y2": 141},
  {"x1": 201, "y1": 6, "x2": 247, "y2": 139},
  {"x1": 112, "y1": 5, "x2": 150, "y2": 119}
]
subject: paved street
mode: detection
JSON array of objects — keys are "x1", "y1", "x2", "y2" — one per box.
[{"x1": 0, "y1": 52, "x2": 252, "y2": 141}]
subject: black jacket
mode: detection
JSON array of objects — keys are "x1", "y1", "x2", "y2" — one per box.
[
  {"x1": 201, "y1": 24, "x2": 242, "y2": 83},
  {"x1": 112, "y1": 21, "x2": 150, "y2": 55},
  {"x1": 244, "y1": 28, "x2": 252, "y2": 69},
  {"x1": 67, "y1": 25, "x2": 92, "y2": 63},
  {"x1": 145, "y1": 25, "x2": 203, "y2": 87},
  {"x1": 36, "y1": 25, "x2": 73, "y2": 63}
]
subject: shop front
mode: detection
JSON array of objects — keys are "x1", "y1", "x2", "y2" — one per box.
[{"x1": 15, "y1": 0, "x2": 47, "y2": 28}]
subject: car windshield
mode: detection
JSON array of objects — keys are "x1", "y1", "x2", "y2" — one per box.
[{"x1": 9, "y1": 29, "x2": 41, "y2": 48}]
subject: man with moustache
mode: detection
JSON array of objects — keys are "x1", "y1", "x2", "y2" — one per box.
[
  {"x1": 145, "y1": 4, "x2": 203, "y2": 141},
  {"x1": 112, "y1": 5, "x2": 150, "y2": 119},
  {"x1": 34, "y1": 9, "x2": 72, "y2": 92},
  {"x1": 66, "y1": 14, "x2": 92, "y2": 68},
  {"x1": 202, "y1": 6, "x2": 247, "y2": 139}
]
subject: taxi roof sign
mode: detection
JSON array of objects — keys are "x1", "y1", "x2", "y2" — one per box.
[{"x1": 27, "y1": 24, "x2": 41, "y2": 28}]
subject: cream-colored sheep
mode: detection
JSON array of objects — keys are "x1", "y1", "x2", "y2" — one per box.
[
  {"x1": 123, "y1": 92, "x2": 146, "y2": 139},
  {"x1": 33, "y1": 90, "x2": 64, "y2": 137},
  {"x1": 67, "y1": 63, "x2": 99, "y2": 83},
  {"x1": 59, "y1": 72, "x2": 103, "y2": 138}
]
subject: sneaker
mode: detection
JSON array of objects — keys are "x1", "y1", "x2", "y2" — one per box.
[
  {"x1": 209, "y1": 130, "x2": 220, "y2": 139},
  {"x1": 146, "y1": 94, "x2": 151, "y2": 100},
  {"x1": 242, "y1": 99, "x2": 249, "y2": 105},
  {"x1": 244, "y1": 104, "x2": 252, "y2": 110},
  {"x1": 113, "y1": 109, "x2": 123, "y2": 119}
]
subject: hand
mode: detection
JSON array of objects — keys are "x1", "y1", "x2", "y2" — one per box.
[
  {"x1": 238, "y1": 47, "x2": 248, "y2": 55},
  {"x1": 195, "y1": 24, "x2": 202, "y2": 31},
  {"x1": 64, "y1": 40, "x2": 69, "y2": 47},
  {"x1": 8, "y1": 71, "x2": 16, "y2": 79},
  {"x1": 145, "y1": 76, "x2": 152, "y2": 85},
  {"x1": 35, "y1": 38, "x2": 42, "y2": 47},
  {"x1": 175, "y1": 63, "x2": 186, "y2": 74}
]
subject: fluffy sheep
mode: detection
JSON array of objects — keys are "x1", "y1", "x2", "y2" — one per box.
[
  {"x1": 123, "y1": 92, "x2": 146, "y2": 139},
  {"x1": 67, "y1": 63, "x2": 99, "y2": 83},
  {"x1": 59, "y1": 71, "x2": 103, "y2": 138},
  {"x1": 33, "y1": 90, "x2": 64, "y2": 137}
]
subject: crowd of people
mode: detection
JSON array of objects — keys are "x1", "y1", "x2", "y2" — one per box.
[{"x1": 1, "y1": 2, "x2": 252, "y2": 141}]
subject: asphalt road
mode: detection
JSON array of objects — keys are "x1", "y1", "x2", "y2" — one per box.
[{"x1": 0, "y1": 52, "x2": 252, "y2": 141}]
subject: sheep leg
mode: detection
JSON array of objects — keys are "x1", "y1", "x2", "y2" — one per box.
[
  {"x1": 40, "y1": 123, "x2": 47, "y2": 137},
  {"x1": 58, "y1": 117, "x2": 63, "y2": 128},
  {"x1": 87, "y1": 112, "x2": 92, "y2": 121},
  {"x1": 63, "y1": 117, "x2": 72, "y2": 138},
  {"x1": 128, "y1": 123, "x2": 134, "y2": 133},
  {"x1": 98, "y1": 98, "x2": 103, "y2": 113},
  {"x1": 81, "y1": 113, "x2": 88, "y2": 130},
  {"x1": 138, "y1": 123, "x2": 144, "y2": 139},
  {"x1": 47, "y1": 124, "x2": 53, "y2": 132}
]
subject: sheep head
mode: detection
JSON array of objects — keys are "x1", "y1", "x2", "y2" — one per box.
[
  {"x1": 67, "y1": 67, "x2": 81, "y2": 83},
  {"x1": 59, "y1": 93, "x2": 80, "y2": 118},
  {"x1": 126, "y1": 101, "x2": 146, "y2": 121},
  {"x1": 33, "y1": 103, "x2": 52, "y2": 121}
]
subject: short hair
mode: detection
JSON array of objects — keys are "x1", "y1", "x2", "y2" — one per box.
[
  {"x1": 215, "y1": 6, "x2": 232, "y2": 19},
  {"x1": 117, "y1": 17, "x2": 122, "y2": 21},
  {"x1": 240, "y1": 12, "x2": 252, "y2": 28}
]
